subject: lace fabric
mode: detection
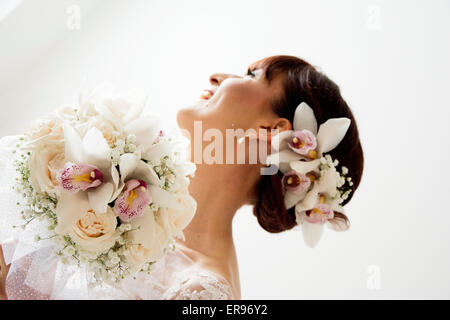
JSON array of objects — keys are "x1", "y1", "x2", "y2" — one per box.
[
  {"x1": 0, "y1": 135, "x2": 234, "y2": 300},
  {"x1": 162, "y1": 268, "x2": 233, "y2": 300}
]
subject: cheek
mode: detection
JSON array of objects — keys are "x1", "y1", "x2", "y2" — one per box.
[
  {"x1": 216, "y1": 80, "x2": 266, "y2": 120},
  {"x1": 177, "y1": 79, "x2": 267, "y2": 133},
  {"x1": 219, "y1": 79, "x2": 255, "y2": 107}
]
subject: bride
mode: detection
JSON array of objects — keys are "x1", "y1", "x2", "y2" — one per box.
[{"x1": 0, "y1": 55, "x2": 364, "y2": 300}]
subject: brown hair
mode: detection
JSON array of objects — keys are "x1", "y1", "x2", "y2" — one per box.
[{"x1": 251, "y1": 55, "x2": 364, "y2": 233}]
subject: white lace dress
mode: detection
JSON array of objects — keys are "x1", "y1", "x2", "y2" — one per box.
[{"x1": 0, "y1": 135, "x2": 235, "y2": 300}]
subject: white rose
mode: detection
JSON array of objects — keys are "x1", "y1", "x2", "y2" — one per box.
[
  {"x1": 25, "y1": 110, "x2": 69, "y2": 197},
  {"x1": 78, "y1": 86, "x2": 147, "y2": 126},
  {"x1": 55, "y1": 105, "x2": 79, "y2": 121},
  {"x1": 28, "y1": 143, "x2": 66, "y2": 197},
  {"x1": 77, "y1": 115, "x2": 121, "y2": 147},
  {"x1": 55, "y1": 192, "x2": 119, "y2": 254},
  {"x1": 26, "y1": 115, "x2": 64, "y2": 147},
  {"x1": 157, "y1": 192, "x2": 196, "y2": 240},
  {"x1": 125, "y1": 207, "x2": 171, "y2": 268}
]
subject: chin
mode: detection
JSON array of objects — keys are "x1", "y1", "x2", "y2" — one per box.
[
  {"x1": 177, "y1": 98, "x2": 209, "y2": 129},
  {"x1": 176, "y1": 107, "x2": 197, "y2": 141}
]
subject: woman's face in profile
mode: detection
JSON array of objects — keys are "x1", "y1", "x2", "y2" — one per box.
[{"x1": 177, "y1": 66, "x2": 286, "y2": 137}]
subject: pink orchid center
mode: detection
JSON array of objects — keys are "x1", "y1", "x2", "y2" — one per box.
[
  {"x1": 305, "y1": 201, "x2": 334, "y2": 224},
  {"x1": 288, "y1": 130, "x2": 318, "y2": 157},
  {"x1": 283, "y1": 171, "x2": 311, "y2": 193},
  {"x1": 57, "y1": 162, "x2": 104, "y2": 193},
  {"x1": 114, "y1": 179, "x2": 150, "y2": 222}
]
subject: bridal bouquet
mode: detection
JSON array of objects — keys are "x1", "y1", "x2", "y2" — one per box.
[{"x1": 11, "y1": 87, "x2": 196, "y2": 283}]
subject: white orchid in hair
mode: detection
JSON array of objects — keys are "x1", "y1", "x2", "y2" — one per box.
[
  {"x1": 266, "y1": 102, "x2": 351, "y2": 173},
  {"x1": 267, "y1": 102, "x2": 352, "y2": 248}
]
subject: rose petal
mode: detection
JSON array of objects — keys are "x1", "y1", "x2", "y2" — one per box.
[
  {"x1": 128, "y1": 208, "x2": 156, "y2": 249},
  {"x1": 316, "y1": 118, "x2": 351, "y2": 154},
  {"x1": 128, "y1": 207, "x2": 170, "y2": 263},
  {"x1": 158, "y1": 193, "x2": 197, "y2": 240},
  {"x1": 121, "y1": 93, "x2": 148, "y2": 124},
  {"x1": 69, "y1": 206, "x2": 118, "y2": 254},
  {"x1": 55, "y1": 192, "x2": 90, "y2": 235},
  {"x1": 293, "y1": 102, "x2": 318, "y2": 135}
]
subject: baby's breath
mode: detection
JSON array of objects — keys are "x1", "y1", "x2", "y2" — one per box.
[
  {"x1": 318, "y1": 155, "x2": 353, "y2": 204},
  {"x1": 12, "y1": 107, "x2": 192, "y2": 285}
]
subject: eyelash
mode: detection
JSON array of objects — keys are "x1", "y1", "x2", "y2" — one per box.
[{"x1": 247, "y1": 69, "x2": 256, "y2": 78}]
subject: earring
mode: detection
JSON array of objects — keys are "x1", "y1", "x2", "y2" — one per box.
[{"x1": 237, "y1": 133, "x2": 257, "y2": 144}]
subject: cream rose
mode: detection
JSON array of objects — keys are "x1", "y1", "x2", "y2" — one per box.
[
  {"x1": 25, "y1": 110, "x2": 69, "y2": 197},
  {"x1": 157, "y1": 191, "x2": 196, "y2": 240},
  {"x1": 28, "y1": 143, "x2": 66, "y2": 197},
  {"x1": 125, "y1": 208, "x2": 171, "y2": 267},
  {"x1": 77, "y1": 116, "x2": 120, "y2": 147},
  {"x1": 78, "y1": 86, "x2": 146, "y2": 126},
  {"x1": 26, "y1": 115, "x2": 65, "y2": 148},
  {"x1": 69, "y1": 208, "x2": 118, "y2": 253},
  {"x1": 55, "y1": 192, "x2": 119, "y2": 254}
]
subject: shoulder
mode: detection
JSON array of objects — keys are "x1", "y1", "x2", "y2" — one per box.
[{"x1": 162, "y1": 267, "x2": 235, "y2": 300}]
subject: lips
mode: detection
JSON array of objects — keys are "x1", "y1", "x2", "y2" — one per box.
[{"x1": 200, "y1": 89, "x2": 214, "y2": 100}]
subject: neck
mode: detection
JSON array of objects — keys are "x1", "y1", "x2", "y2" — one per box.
[{"x1": 179, "y1": 162, "x2": 258, "y2": 259}]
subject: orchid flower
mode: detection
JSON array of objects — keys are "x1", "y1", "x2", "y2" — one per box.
[
  {"x1": 288, "y1": 158, "x2": 350, "y2": 248},
  {"x1": 112, "y1": 149, "x2": 195, "y2": 222},
  {"x1": 266, "y1": 102, "x2": 351, "y2": 173},
  {"x1": 61, "y1": 124, "x2": 121, "y2": 214},
  {"x1": 57, "y1": 162, "x2": 104, "y2": 193},
  {"x1": 266, "y1": 102, "x2": 352, "y2": 247},
  {"x1": 114, "y1": 179, "x2": 151, "y2": 222}
]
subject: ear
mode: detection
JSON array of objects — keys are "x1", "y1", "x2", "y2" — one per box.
[{"x1": 256, "y1": 117, "x2": 292, "y2": 142}]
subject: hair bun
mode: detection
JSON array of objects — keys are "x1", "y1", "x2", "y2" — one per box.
[{"x1": 253, "y1": 171, "x2": 297, "y2": 233}]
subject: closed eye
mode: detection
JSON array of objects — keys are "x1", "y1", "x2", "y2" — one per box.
[{"x1": 246, "y1": 68, "x2": 256, "y2": 78}]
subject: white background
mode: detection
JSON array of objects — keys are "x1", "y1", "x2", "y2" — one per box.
[{"x1": 1, "y1": 0, "x2": 449, "y2": 299}]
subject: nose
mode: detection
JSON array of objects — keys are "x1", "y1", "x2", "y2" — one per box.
[{"x1": 209, "y1": 73, "x2": 240, "y2": 86}]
